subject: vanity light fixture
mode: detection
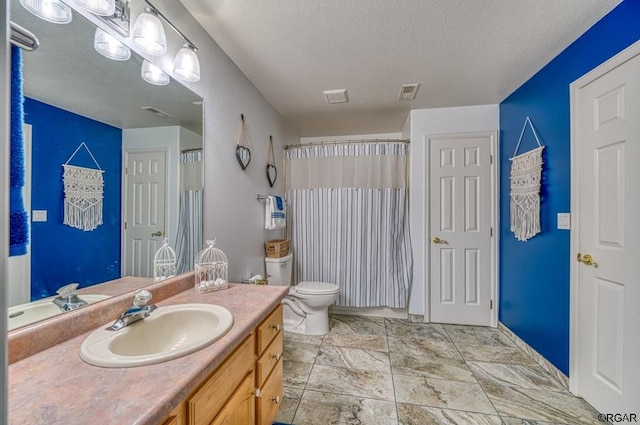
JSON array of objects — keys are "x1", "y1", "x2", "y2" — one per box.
[
  {"x1": 173, "y1": 44, "x2": 200, "y2": 82},
  {"x1": 141, "y1": 59, "x2": 170, "y2": 86},
  {"x1": 72, "y1": 0, "x2": 115, "y2": 16},
  {"x1": 132, "y1": 6, "x2": 167, "y2": 55},
  {"x1": 19, "y1": 0, "x2": 73, "y2": 24},
  {"x1": 94, "y1": 27, "x2": 131, "y2": 61}
]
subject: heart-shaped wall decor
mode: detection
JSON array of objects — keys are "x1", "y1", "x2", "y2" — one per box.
[
  {"x1": 266, "y1": 164, "x2": 277, "y2": 187},
  {"x1": 236, "y1": 145, "x2": 251, "y2": 170}
]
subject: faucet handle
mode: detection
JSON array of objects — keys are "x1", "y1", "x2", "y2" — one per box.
[
  {"x1": 133, "y1": 289, "x2": 153, "y2": 307},
  {"x1": 56, "y1": 283, "x2": 79, "y2": 298}
]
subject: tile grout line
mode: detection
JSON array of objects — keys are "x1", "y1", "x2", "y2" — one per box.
[
  {"x1": 442, "y1": 324, "x2": 505, "y2": 421},
  {"x1": 384, "y1": 318, "x2": 402, "y2": 425}
]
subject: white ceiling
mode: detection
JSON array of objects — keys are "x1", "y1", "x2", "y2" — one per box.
[{"x1": 178, "y1": 0, "x2": 621, "y2": 136}]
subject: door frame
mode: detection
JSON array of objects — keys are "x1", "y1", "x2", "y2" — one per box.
[
  {"x1": 424, "y1": 131, "x2": 499, "y2": 327},
  {"x1": 569, "y1": 39, "x2": 640, "y2": 395},
  {"x1": 121, "y1": 147, "x2": 169, "y2": 277}
]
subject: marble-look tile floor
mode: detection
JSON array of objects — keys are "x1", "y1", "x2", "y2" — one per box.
[{"x1": 275, "y1": 314, "x2": 601, "y2": 425}]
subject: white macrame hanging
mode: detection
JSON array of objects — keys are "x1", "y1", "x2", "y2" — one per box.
[
  {"x1": 510, "y1": 117, "x2": 545, "y2": 242},
  {"x1": 62, "y1": 142, "x2": 104, "y2": 231}
]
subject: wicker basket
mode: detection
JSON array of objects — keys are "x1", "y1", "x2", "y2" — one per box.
[{"x1": 265, "y1": 239, "x2": 290, "y2": 258}]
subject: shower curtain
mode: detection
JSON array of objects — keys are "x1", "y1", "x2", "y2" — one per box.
[
  {"x1": 285, "y1": 142, "x2": 412, "y2": 308},
  {"x1": 175, "y1": 150, "x2": 203, "y2": 273}
]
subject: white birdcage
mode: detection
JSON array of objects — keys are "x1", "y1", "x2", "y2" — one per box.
[
  {"x1": 153, "y1": 239, "x2": 177, "y2": 282},
  {"x1": 194, "y1": 239, "x2": 229, "y2": 293}
]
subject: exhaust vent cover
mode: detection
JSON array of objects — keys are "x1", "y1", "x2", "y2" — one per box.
[
  {"x1": 323, "y1": 89, "x2": 349, "y2": 104},
  {"x1": 398, "y1": 84, "x2": 420, "y2": 101},
  {"x1": 141, "y1": 106, "x2": 173, "y2": 119}
]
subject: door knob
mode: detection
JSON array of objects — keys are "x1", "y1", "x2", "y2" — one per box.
[
  {"x1": 577, "y1": 253, "x2": 597, "y2": 267},
  {"x1": 432, "y1": 237, "x2": 448, "y2": 244},
  {"x1": 151, "y1": 231, "x2": 163, "y2": 237}
]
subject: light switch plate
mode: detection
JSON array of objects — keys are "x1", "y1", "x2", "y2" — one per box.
[
  {"x1": 32, "y1": 210, "x2": 47, "y2": 222},
  {"x1": 557, "y1": 213, "x2": 571, "y2": 230}
]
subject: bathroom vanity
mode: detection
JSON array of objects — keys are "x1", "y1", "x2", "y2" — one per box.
[{"x1": 8, "y1": 273, "x2": 288, "y2": 425}]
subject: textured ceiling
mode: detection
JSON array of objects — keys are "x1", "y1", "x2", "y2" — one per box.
[
  {"x1": 178, "y1": 0, "x2": 621, "y2": 136},
  {"x1": 11, "y1": 0, "x2": 203, "y2": 134}
]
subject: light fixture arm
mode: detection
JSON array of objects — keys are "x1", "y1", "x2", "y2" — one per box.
[{"x1": 144, "y1": 0, "x2": 198, "y2": 51}]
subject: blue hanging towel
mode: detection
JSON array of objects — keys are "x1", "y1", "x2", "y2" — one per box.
[
  {"x1": 274, "y1": 195, "x2": 283, "y2": 210},
  {"x1": 9, "y1": 45, "x2": 29, "y2": 256}
]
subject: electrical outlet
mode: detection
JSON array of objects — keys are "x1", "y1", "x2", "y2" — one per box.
[{"x1": 32, "y1": 210, "x2": 47, "y2": 222}]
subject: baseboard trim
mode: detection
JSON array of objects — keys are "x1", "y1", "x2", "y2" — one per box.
[
  {"x1": 498, "y1": 322, "x2": 569, "y2": 390},
  {"x1": 329, "y1": 306, "x2": 408, "y2": 319}
]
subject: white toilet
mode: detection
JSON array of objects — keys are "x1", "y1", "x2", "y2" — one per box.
[{"x1": 265, "y1": 253, "x2": 340, "y2": 335}]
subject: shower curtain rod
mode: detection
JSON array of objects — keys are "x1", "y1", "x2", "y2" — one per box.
[
  {"x1": 284, "y1": 138, "x2": 409, "y2": 150},
  {"x1": 10, "y1": 21, "x2": 39, "y2": 51}
]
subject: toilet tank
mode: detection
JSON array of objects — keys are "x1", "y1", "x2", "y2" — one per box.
[{"x1": 265, "y1": 253, "x2": 293, "y2": 286}]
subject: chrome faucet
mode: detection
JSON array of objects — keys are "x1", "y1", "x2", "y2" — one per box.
[
  {"x1": 52, "y1": 283, "x2": 88, "y2": 312},
  {"x1": 108, "y1": 289, "x2": 157, "y2": 331}
]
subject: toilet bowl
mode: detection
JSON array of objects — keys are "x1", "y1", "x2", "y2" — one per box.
[{"x1": 265, "y1": 254, "x2": 339, "y2": 335}]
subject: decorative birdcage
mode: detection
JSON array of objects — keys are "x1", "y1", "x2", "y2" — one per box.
[
  {"x1": 194, "y1": 239, "x2": 229, "y2": 293},
  {"x1": 153, "y1": 239, "x2": 176, "y2": 282}
]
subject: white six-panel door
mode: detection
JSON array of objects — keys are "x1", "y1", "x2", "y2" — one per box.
[
  {"x1": 571, "y1": 44, "x2": 640, "y2": 412},
  {"x1": 123, "y1": 150, "x2": 167, "y2": 278},
  {"x1": 429, "y1": 132, "x2": 495, "y2": 326}
]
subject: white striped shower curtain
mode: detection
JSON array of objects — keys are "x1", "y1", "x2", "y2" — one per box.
[
  {"x1": 285, "y1": 142, "x2": 412, "y2": 308},
  {"x1": 175, "y1": 150, "x2": 203, "y2": 274}
]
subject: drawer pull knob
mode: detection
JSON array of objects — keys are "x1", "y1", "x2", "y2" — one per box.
[
  {"x1": 272, "y1": 323, "x2": 281, "y2": 331},
  {"x1": 273, "y1": 352, "x2": 281, "y2": 361},
  {"x1": 273, "y1": 396, "x2": 280, "y2": 404},
  {"x1": 253, "y1": 388, "x2": 261, "y2": 397}
]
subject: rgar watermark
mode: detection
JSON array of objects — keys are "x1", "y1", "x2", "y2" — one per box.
[{"x1": 598, "y1": 413, "x2": 638, "y2": 423}]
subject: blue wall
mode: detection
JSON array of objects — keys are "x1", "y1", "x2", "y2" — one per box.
[
  {"x1": 499, "y1": 0, "x2": 640, "y2": 375},
  {"x1": 24, "y1": 98, "x2": 122, "y2": 300}
]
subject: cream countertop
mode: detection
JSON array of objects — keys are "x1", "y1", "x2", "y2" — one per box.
[{"x1": 8, "y1": 283, "x2": 288, "y2": 425}]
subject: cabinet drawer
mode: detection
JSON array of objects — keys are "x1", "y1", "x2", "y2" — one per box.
[
  {"x1": 256, "y1": 304, "x2": 283, "y2": 355},
  {"x1": 210, "y1": 371, "x2": 255, "y2": 425},
  {"x1": 187, "y1": 336, "x2": 254, "y2": 425},
  {"x1": 256, "y1": 359, "x2": 283, "y2": 425},
  {"x1": 256, "y1": 331, "x2": 283, "y2": 388}
]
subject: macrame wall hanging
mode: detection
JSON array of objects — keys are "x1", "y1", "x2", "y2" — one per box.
[
  {"x1": 62, "y1": 142, "x2": 104, "y2": 231},
  {"x1": 510, "y1": 117, "x2": 545, "y2": 242}
]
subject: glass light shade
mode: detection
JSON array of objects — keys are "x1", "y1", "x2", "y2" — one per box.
[
  {"x1": 141, "y1": 60, "x2": 170, "y2": 86},
  {"x1": 72, "y1": 0, "x2": 115, "y2": 16},
  {"x1": 94, "y1": 28, "x2": 131, "y2": 61},
  {"x1": 173, "y1": 45, "x2": 200, "y2": 82},
  {"x1": 132, "y1": 9, "x2": 167, "y2": 56},
  {"x1": 19, "y1": 0, "x2": 72, "y2": 24}
]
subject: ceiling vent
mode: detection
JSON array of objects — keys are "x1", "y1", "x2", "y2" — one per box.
[
  {"x1": 141, "y1": 106, "x2": 173, "y2": 119},
  {"x1": 398, "y1": 84, "x2": 420, "y2": 101},
  {"x1": 323, "y1": 89, "x2": 349, "y2": 104}
]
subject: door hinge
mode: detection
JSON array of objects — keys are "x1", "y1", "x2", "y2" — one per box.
[
  {"x1": 125, "y1": 167, "x2": 128, "y2": 175},
  {"x1": 490, "y1": 300, "x2": 493, "y2": 310},
  {"x1": 489, "y1": 155, "x2": 493, "y2": 165},
  {"x1": 124, "y1": 222, "x2": 127, "y2": 230},
  {"x1": 490, "y1": 227, "x2": 493, "y2": 237}
]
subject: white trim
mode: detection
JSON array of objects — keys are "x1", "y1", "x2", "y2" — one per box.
[
  {"x1": 329, "y1": 306, "x2": 408, "y2": 319},
  {"x1": 121, "y1": 148, "x2": 169, "y2": 276},
  {"x1": 569, "y1": 39, "x2": 640, "y2": 395},
  {"x1": 424, "y1": 131, "x2": 499, "y2": 326}
]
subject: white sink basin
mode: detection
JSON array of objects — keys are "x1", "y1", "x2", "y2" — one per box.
[
  {"x1": 8, "y1": 294, "x2": 110, "y2": 331},
  {"x1": 80, "y1": 303, "x2": 234, "y2": 368}
]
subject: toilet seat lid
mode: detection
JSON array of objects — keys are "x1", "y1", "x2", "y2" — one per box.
[{"x1": 295, "y1": 281, "x2": 340, "y2": 295}]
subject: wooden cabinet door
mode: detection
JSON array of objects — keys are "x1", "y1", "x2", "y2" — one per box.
[{"x1": 210, "y1": 371, "x2": 255, "y2": 425}]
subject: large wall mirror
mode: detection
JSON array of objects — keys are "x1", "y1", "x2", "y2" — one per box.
[{"x1": 7, "y1": 0, "x2": 204, "y2": 331}]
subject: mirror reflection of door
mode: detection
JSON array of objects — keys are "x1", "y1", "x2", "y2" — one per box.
[{"x1": 123, "y1": 149, "x2": 167, "y2": 277}]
